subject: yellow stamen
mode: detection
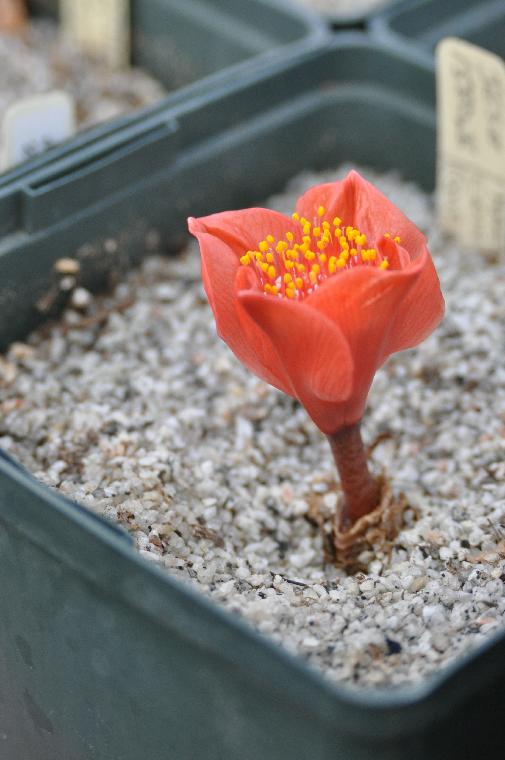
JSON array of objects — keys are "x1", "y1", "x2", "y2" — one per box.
[
  {"x1": 259, "y1": 240, "x2": 269, "y2": 252},
  {"x1": 380, "y1": 259, "x2": 389, "y2": 269},
  {"x1": 317, "y1": 205, "x2": 325, "y2": 217}
]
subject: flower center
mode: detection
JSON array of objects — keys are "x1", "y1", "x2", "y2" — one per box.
[{"x1": 239, "y1": 205, "x2": 399, "y2": 299}]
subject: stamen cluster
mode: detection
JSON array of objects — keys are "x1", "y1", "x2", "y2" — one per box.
[{"x1": 240, "y1": 205, "x2": 399, "y2": 299}]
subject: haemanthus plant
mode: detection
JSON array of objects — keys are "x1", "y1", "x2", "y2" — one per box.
[{"x1": 188, "y1": 170, "x2": 444, "y2": 566}]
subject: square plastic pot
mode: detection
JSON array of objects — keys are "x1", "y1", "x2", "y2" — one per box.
[
  {"x1": 1, "y1": 0, "x2": 326, "y2": 178},
  {"x1": 1, "y1": 34, "x2": 504, "y2": 760},
  {"x1": 371, "y1": 0, "x2": 505, "y2": 68}
]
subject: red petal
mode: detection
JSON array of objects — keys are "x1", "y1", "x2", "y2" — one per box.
[
  {"x1": 306, "y1": 261, "x2": 417, "y2": 394},
  {"x1": 295, "y1": 170, "x2": 426, "y2": 255},
  {"x1": 187, "y1": 222, "x2": 293, "y2": 393},
  {"x1": 189, "y1": 208, "x2": 299, "y2": 259},
  {"x1": 239, "y1": 289, "x2": 354, "y2": 430}
]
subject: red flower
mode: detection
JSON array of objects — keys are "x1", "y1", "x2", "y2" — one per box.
[{"x1": 188, "y1": 170, "x2": 444, "y2": 436}]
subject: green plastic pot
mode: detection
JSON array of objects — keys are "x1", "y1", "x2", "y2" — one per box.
[
  {"x1": 1, "y1": 34, "x2": 504, "y2": 760},
  {"x1": 2, "y1": 0, "x2": 326, "y2": 179},
  {"x1": 371, "y1": 0, "x2": 505, "y2": 68}
]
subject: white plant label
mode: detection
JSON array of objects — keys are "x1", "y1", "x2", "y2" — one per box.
[
  {"x1": 437, "y1": 38, "x2": 505, "y2": 255},
  {"x1": 1, "y1": 91, "x2": 76, "y2": 170},
  {"x1": 60, "y1": 0, "x2": 130, "y2": 70}
]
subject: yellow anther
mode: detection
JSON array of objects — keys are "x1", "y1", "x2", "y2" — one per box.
[
  {"x1": 303, "y1": 223, "x2": 312, "y2": 235},
  {"x1": 309, "y1": 270, "x2": 318, "y2": 284},
  {"x1": 322, "y1": 220, "x2": 330, "y2": 230},
  {"x1": 316, "y1": 240, "x2": 327, "y2": 251},
  {"x1": 283, "y1": 273, "x2": 292, "y2": 284},
  {"x1": 266, "y1": 252, "x2": 274, "y2": 263},
  {"x1": 254, "y1": 251, "x2": 263, "y2": 261},
  {"x1": 311, "y1": 264, "x2": 321, "y2": 275},
  {"x1": 336, "y1": 258, "x2": 346, "y2": 269},
  {"x1": 259, "y1": 240, "x2": 269, "y2": 252},
  {"x1": 260, "y1": 262, "x2": 269, "y2": 273},
  {"x1": 286, "y1": 288, "x2": 295, "y2": 299},
  {"x1": 384, "y1": 232, "x2": 391, "y2": 239},
  {"x1": 367, "y1": 248, "x2": 377, "y2": 261},
  {"x1": 292, "y1": 212, "x2": 299, "y2": 221},
  {"x1": 270, "y1": 286, "x2": 279, "y2": 295},
  {"x1": 394, "y1": 236, "x2": 401, "y2": 244},
  {"x1": 295, "y1": 263, "x2": 306, "y2": 273},
  {"x1": 267, "y1": 265, "x2": 277, "y2": 279},
  {"x1": 380, "y1": 259, "x2": 389, "y2": 269},
  {"x1": 299, "y1": 243, "x2": 308, "y2": 254},
  {"x1": 356, "y1": 234, "x2": 367, "y2": 246},
  {"x1": 339, "y1": 236, "x2": 349, "y2": 250},
  {"x1": 317, "y1": 205, "x2": 325, "y2": 217},
  {"x1": 302, "y1": 235, "x2": 311, "y2": 244},
  {"x1": 334, "y1": 227, "x2": 342, "y2": 237},
  {"x1": 328, "y1": 256, "x2": 337, "y2": 274},
  {"x1": 266, "y1": 235, "x2": 275, "y2": 243},
  {"x1": 320, "y1": 253, "x2": 327, "y2": 264},
  {"x1": 285, "y1": 260, "x2": 295, "y2": 270},
  {"x1": 333, "y1": 216, "x2": 342, "y2": 226},
  {"x1": 295, "y1": 277, "x2": 304, "y2": 288},
  {"x1": 286, "y1": 231, "x2": 294, "y2": 241},
  {"x1": 264, "y1": 283, "x2": 272, "y2": 293},
  {"x1": 286, "y1": 249, "x2": 297, "y2": 260},
  {"x1": 313, "y1": 227, "x2": 321, "y2": 238},
  {"x1": 350, "y1": 248, "x2": 357, "y2": 257},
  {"x1": 276, "y1": 240, "x2": 288, "y2": 253},
  {"x1": 239, "y1": 254, "x2": 250, "y2": 266},
  {"x1": 304, "y1": 250, "x2": 316, "y2": 261}
]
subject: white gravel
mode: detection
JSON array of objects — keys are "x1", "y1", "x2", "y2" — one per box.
[
  {"x1": 0, "y1": 19, "x2": 166, "y2": 153},
  {"x1": 290, "y1": 0, "x2": 393, "y2": 20},
  {"x1": 1, "y1": 165, "x2": 505, "y2": 689}
]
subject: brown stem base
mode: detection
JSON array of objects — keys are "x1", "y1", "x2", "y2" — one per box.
[
  {"x1": 306, "y1": 476, "x2": 408, "y2": 573},
  {"x1": 332, "y1": 476, "x2": 407, "y2": 572}
]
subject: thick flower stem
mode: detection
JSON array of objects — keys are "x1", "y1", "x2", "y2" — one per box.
[{"x1": 327, "y1": 423, "x2": 381, "y2": 528}]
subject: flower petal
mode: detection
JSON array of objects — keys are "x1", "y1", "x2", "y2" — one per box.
[
  {"x1": 189, "y1": 208, "x2": 299, "y2": 259},
  {"x1": 295, "y1": 170, "x2": 426, "y2": 255},
  {"x1": 306, "y1": 254, "x2": 422, "y2": 389},
  {"x1": 187, "y1": 221, "x2": 293, "y2": 393},
  {"x1": 239, "y1": 289, "x2": 354, "y2": 430}
]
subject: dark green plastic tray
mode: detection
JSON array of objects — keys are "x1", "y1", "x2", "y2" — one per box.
[
  {"x1": 1, "y1": 0, "x2": 326, "y2": 178},
  {"x1": 371, "y1": 0, "x2": 505, "y2": 67},
  {"x1": 1, "y1": 34, "x2": 504, "y2": 760}
]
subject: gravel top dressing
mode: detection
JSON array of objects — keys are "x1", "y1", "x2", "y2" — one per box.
[
  {"x1": 1, "y1": 165, "x2": 505, "y2": 689},
  {"x1": 0, "y1": 19, "x2": 166, "y2": 146}
]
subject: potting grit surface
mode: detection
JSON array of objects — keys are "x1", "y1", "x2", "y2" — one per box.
[
  {"x1": 0, "y1": 19, "x2": 166, "y2": 151},
  {"x1": 1, "y1": 165, "x2": 504, "y2": 688}
]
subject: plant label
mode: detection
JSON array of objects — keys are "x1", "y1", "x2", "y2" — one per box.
[
  {"x1": 437, "y1": 37, "x2": 505, "y2": 256},
  {"x1": 1, "y1": 90, "x2": 76, "y2": 170},
  {"x1": 60, "y1": 0, "x2": 130, "y2": 70}
]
